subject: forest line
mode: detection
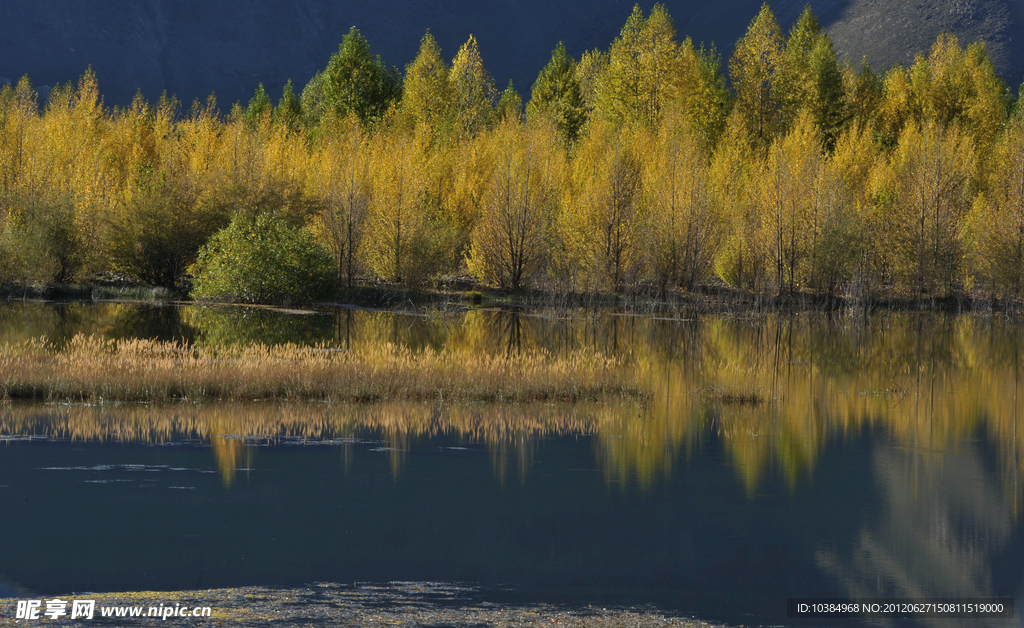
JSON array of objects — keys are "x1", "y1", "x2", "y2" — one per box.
[{"x1": 1, "y1": 2, "x2": 1023, "y2": 304}]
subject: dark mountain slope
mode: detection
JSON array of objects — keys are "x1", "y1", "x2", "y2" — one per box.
[
  {"x1": 828, "y1": 0, "x2": 1024, "y2": 86},
  {"x1": 0, "y1": 0, "x2": 1021, "y2": 109}
]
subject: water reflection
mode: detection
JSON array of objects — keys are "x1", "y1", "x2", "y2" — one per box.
[
  {"x1": 1, "y1": 306, "x2": 1023, "y2": 500},
  {"x1": 0, "y1": 302, "x2": 196, "y2": 347},
  {"x1": 817, "y1": 443, "x2": 1014, "y2": 627},
  {"x1": 0, "y1": 402, "x2": 593, "y2": 488},
  {"x1": 2, "y1": 303, "x2": 1024, "y2": 620},
  {"x1": 2, "y1": 404, "x2": 1020, "y2": 623}
]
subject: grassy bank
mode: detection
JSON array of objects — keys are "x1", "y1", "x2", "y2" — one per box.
[{"x1": 0, "y1": 334, "x2": 643, "y2": 403}]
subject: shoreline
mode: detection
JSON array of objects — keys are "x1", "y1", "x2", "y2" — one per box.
[
  {"x1": 0, "y1": 583, "x2": 738, "y2": 628},
  {"x1": 0, "y1": 277, "x2": 1020, "y2": 317}
]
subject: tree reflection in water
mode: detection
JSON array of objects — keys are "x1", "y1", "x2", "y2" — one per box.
[
  {"x1": 2, "y1": 306, "x2": 1024, "y2": 611},
  {"x1": 817, "y1": 444, "x2": 1014, "y2": 628}
]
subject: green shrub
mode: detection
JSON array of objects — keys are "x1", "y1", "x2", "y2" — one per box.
[{"x1": 189, "y1": 212, "x2": 335, "y2": 304}]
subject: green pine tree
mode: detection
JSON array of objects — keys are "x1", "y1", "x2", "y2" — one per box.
[
  {"x1": 244, "y1": 83, "x2": 271, "y2": 129},
  {"x1": 273, "y1": 79, "x2": 302, "y2": 130},
  {"x1": 304, "y1": 27, "x2": 401, "y2": 127},
  {"x1": 494, "y1": 80, "x2": 523, "y2": 122},
  {"x1": 808, "y1": 35, "x2": 847, "y2": 150},
  {"x1": 527, "y1": 42, "x2": 586, "y2": 145}
]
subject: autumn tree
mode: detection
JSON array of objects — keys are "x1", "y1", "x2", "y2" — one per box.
[
  {"x1": 595, "y1": 3, "x2": 681, "y2": 127},
  {"x1": 712, "y1": 113, "x2": 762, "y2": 290},
  {"x1": 105, "y1": 95, "x2": 231, "y2": 287},
  {"x1": 566, "y1": 119, "x2": 645, "y2": 291},
  {"x1": 450, "y1": 35, "x2": 498, "y2": 139},
  {"x1": 971, "y1": 113, "x2": 1024, "y2": 295},
  {"x1": 828, "y1": 124, "x2": 878, "y2": 296},
  {"x1": 363, "y1": 132, "x2": 446, "y2": 285},
  {"x1": 875, "y1": 65, "x2": 920, "y2": 151},
  {"x1": 729, "y1": 3, "x2": 786, "y2": 149},
  {"x1": 2, "y1": 13, "x2": 1021, "y2": 301},
  {"x1": 309, "y1": 115, "x2": 372, "y2": 288},
  {"x1": 468, "y1": 116, "x2": 562, "y2": 290},
  {"x1": 217, "y1": 100, "x2": 315, "y2": 227},
  {"x1": 916, "y1": 36, "x2": 1007, "y2": 150},
  {"x1": 415, "y1": 129, "x2": 494, "y2": 272},
  {"x1": 674, "y1": 40, "x2": 732, "y2": 151},
  {"x1": 575, "y1": 49, "x2": 609, "y2": 122},
  {"x1": 876, "y1": 36, "x2": 1008, "y2": 152},
  {"x1": 0, "y1": 77, "x2": 37, "y2": 199},
  {"x1": 806, "y1": 156, "x2": 860, "y2": 296},
  {"x1": 30, "y1": 69, "x2": 108, "y2": 280},
  {"x1": 844, "y1": 58, "x2": 881, "y2": 132},
  {"x1": 756, "y1": 113, "x2": 818, "y2": 293},
  {"x1": 791, "y1": 116, "x2": 863, "y2": 295},
  {"x1": 399, "y1": 32, "x2": 455, "y2": 142},
  {"x1": 643, "y1": 110, "x2": 720, "y2": 292},
  {"x1": 0, "y1": 76, "x2": 81, "y2": 285},
  {"x1": 877, "y1": 121, "x2": 976, "y2": 295},
  {"x1": 779, "y1": 7, "x2": 847, "y2": 150}
]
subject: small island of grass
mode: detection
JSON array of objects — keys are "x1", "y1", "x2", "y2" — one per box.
[{"x1": 0, "y1": 334, "x2": 643, "y2": 404}]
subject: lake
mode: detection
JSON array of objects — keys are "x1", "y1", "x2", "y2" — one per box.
[{"x1": 1, "y1": 301, "x2": 1022, "y2": 627}]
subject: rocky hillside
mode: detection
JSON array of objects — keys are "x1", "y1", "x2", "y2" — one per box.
[
  {"x1": 1, "y1": 0, "x2": 1021, "y2": 108},
  {"x1": 828, "y1": 0, "x2": 1024, "y2": 85}
]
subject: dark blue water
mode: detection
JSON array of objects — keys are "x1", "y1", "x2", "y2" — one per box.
[
  {"x1": 1, "y1": 422, "x2": 1021, "y2": 627},
  {"x1": 2, "y1": 302, "x2": 1024, "y2": 626}
]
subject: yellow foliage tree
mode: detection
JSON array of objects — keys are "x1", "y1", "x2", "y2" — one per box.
[
  {"x1": 575, "y1": 49, "x2": 609, "y2": 123},
  {"x1": 674, "y1": 39, "x2": 731, "y2": 151},
  {"x1": 0, "y1": 18, "x2": 1020, "y2": 302},
  {"x1": 565, "y1": 119, "x2": 646, "y2": 291},
  {"x1": 915, "y1": 36, "x2": 1006, "y2": 152},
  {"x1": 971, "y1": 114, "x2": 1024, "y2": 296},
  {"x1": 829, "y1": 124, "x2": 878, "y2": 296},
  {"x1": 729, "y1": 3, "x2": 786, "y2": 149},
  {"x1": 877, "y1": 36, "x2": 1007, "y2": 153},
  {"x1": 755, "y1": 112, "x2": 823, "y2": 294},
  {"x1": 876, "y1": 121, "x2": 976, "y2": 295},
  {"x1": 450, "y1": 35, "x2": 497, "y2": 139},
  {"x1": 309, "y1": 115, "x2": 371, "y2": 288},
  {"x1": 642, "y1": 108, "x2": 719, "y2": 292},
  {"x1": 468, "y1": 116, "x2": 563, "y2": 290},
  {"x1": 595, "y1": 3, "x2": 681, "y2": 127},
  {"x1": 363, "y1": 132, "x2": 446, "y2": 286},
  {"x1": 399, "y1": 32, "x2": 454, "y2": 143},
  {"x1": 712, "y1": 112, "x2": 761, "y2": 290}
]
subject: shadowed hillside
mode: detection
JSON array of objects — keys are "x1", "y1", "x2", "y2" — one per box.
[
  {"x1": 828, "y1": 0, "x2": 1024, "y2": 86},
  {"x1": 0, "y1": 0, "x2": 1021, "y2": 108}
]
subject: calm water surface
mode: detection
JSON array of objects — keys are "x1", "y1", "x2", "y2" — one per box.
[{"x1": 1, "y1": 301, "x2": 1023, "y2": 627}]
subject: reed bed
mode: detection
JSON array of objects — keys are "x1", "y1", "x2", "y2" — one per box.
[{"x1": 0, "y1": 334, "x2": 644, "y2": 403}]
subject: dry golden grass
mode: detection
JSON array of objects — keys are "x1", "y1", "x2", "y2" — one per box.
[
  {"x1": 0, "y1": 334, "x2": 644, "y2": 403},
  {"x1": 0, "y1": 401, "x2": 603, "y2": 444}
]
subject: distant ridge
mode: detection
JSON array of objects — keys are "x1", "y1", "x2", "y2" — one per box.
[
  {"x1": 1, "y1": 0, "x2": 1021, "y2": 108},
  {"x1": 828, "y1": 0, "x2": 1024, "y2": 86}
]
